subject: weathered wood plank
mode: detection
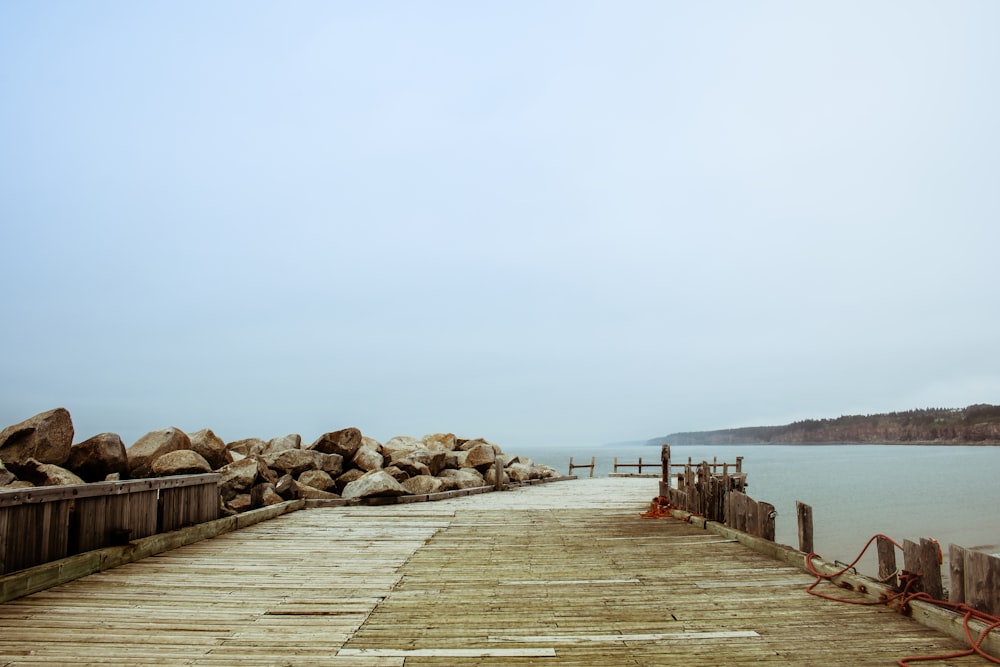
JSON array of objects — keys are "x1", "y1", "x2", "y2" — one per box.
[{"x1": 0, "y1": 478, "x2": 986, "y2": 666}]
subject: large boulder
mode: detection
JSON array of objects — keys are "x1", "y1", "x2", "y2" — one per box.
[
  {"x1": 445, "y1": 450, "x2": 469, "y2": 469},
  {"x1": 336, "y1": 468, "x2": 365, "y2": 491},
  {"x1": 402, "y1": 448, "x2": 448, "y2": 475},
  {"x1": 401, "y1": 474, "x2": 445, "y2": 495},
  {"x1": 438, "y1": 468, "x2": 485, "y2": 490},
  {"x1": 217, "y1": 457, "x2": 268, "y2": 501},
  {"x1": 292, "y1": 480, "x2": 341, "y2": 500},
  {"x1": 250, "y1": 482, "x2": 285, "y2": 508},
  {"x1": 314, "y1": 452, "x2": 344, "y2": 478},
  {"x1": 151, "y1": 450, "x2": 213, "y2": 476},
  {"x1": 0, "y1": 460, "x2": 16, "y2": 486},
  {"x1": 263, "y1": 434, "x2": 301, "y2": 455},
  {"x1": 463, "y1": 442, "x2": 496, "y2": 471},
  {"x1": 0, "y1": 408, "x2": 74, "y2": 467},
  {"x1": 227, "y1": 438, "x2": 267, "y2": 457},
  {"x1": 506, "y1": 462, "x2": 533, "y2": 483},
  {"x1": 307, "y1": 427, "x2": 362, "y2": 459},
  {"x1": 381, "y1": 435, "x2": 421, "y2": 461},
  {"x1": 298, "y1": 469, "x2": 337, "y2": 492},
  {"x1": 13, "y1": 458, "x2": 84, "y2": 486},
  {"x1": 128, "y1": 427, "x2": 191, "y2": 479},
  {"x1": 351, "y1": 444, "x2": 384, "y2": 472},
  {"x1": 188, "y1": 429, "x2": 230, "y2": 470},
  {"x1": 65, "y1": 433, "x2": 129, "y2": 482},
  {"x1": 341, "y1": 470, "x2": 406, "y2": 499},
  {"x1": 262, "y1": 449, "x2": 323, "y2": 476},
  {"x1": 421, "y1": 433, "x2": 457, "y2": 451},
  {"x1": 391, "y1": 457, "x2": 431, "y2": 478}
]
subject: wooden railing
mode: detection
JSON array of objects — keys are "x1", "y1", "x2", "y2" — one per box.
[
  {"x1": 567, "y1": 456, "x2": 595, "y2": 478},
  {"x1": 0, "y1": 474, "x2": 220, "y2": 575}
]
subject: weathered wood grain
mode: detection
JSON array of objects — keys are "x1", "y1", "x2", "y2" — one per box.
[{"x1": 0, "y1": 478, "x2": 984, "y2": 666}]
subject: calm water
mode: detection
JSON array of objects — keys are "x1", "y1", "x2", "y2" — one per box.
[{"x1": 513, "y1": 443, "x2": 1000, "y2": 580}]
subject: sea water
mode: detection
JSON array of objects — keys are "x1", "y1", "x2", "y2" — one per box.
[{"x1": 513, "y1": 443, "x2": 1000, "y2": 581}]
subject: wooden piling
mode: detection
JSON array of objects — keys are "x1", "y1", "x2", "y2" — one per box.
[
  {"x1": 877, "y1": 536, "x2": 898, "y2": 588},
  {"x1": 796, "y1": 501, "x2": 813, "y2": 554}
]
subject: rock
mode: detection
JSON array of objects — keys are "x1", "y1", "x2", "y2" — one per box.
[
  {"x1": 458, "y1": 437, "x2": 489, "y2": 451},
  {"x1": 484, "y1": 465, "x2": 509, "y2": 488},
  {"x1": 314, "y1": 452, "x2": 344, "y2": 478},
  {"x1": 533, "y1": 464, "x2": 559, "y2": 479},
  {"x1": 401, "y1": 474, "x2": 445, "y2": 495},
  {"x1": 445, "y1": 450, "x2": 469, "y2": 469},
  {"x1": 307, "y1": 427, "x2": 362, "y2": 459},
  {"x1": 421, "y1": 433, "x2": 457, "y2": 451},
  {"x1": 292, "y1": 480, "x2": 341, "y2": 500},
  {"x1": 250, "y1": 482, "x2": 284, "y2": 508},
  {"x1": 263, "y1": 434, "x2": 301, "y2": 454},
  {"x1": 262, "y1": 449, "x2": 323, "y2": 476},
  {"x1": 225, "y1": 494, "x2": 252, "y2": 513},
  {"x1": 341, "y1": 470, "x2": 406, "y2": 499},
  {"x1": 351, "y1": 444, "x2": 384, "y2": 472},
  {"x1": 3, "y1": 480, "x2": 34, "y2": 489},
  {"x1": 65, "y1": 433, "x2": 129, "y2": 482},
  {"x1": 402, "y1": 448, "x2": 448, "y2": 475},
  {"x1": 506, "y1": 462, "x2": 533, "y2": 483},
  {"x1": 336, "y1": 468, "x2": 365, "y2": 492},
  {"x1": 151, "y1": 449, "x2": 212, "y2": 476},
  {"x1": 298, "y1": 469, "x2": 336, "y2": 492},
  {"x1": 227, "y1": 438, "x2": 267, "y2": 456},
  {"x1": 390, "y1": 457, "x2": 430, "y2": 478},
  {"x1": 217, "y1": 457, "x2": 267, "y2": 501},
  {"x1": 14, "y1": 458, "x2": 84, "y2": 486},
  {"x1": 463, "y1": 443, "x2": 496, "y2": 470},
  {"x1": 275, "y1": 473, "x2": 296, "y2": 499},
  {"x1": 0, "y1": 460, "x2": 16, "y2": 486},
  {"x1": 382, "y1": 465, "x2": 409, "y2": 482},
  {"x1": 0, "y1": 407, "x2": 74, "y2": 467},
  {"x1": 381, "y1": 435, "x2": 421, "y2": 461},
  {"x1": 128, "y1": 427, "x2": 191, "y2": 479},
  {"x1": 438, "y1": 468, "x2": 485, "y2": 490},
  {"x1": 188, "y1": 429, "x2": 231, "y2": 470}
]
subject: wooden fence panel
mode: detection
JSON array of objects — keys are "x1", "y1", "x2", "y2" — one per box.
[
  {"x1": 960, "y1": 547, "x2": 1000, "y2": 617},
  {"x1": 0, "y1": 474, "x2": 220, "y2": 575},
  {"x1": 160, "y1": 482, "x2": 219, "y2": 533},
  {"x1": 71, "y1": 490, "x2": 159, "y2": 554},
  {"x1": 0, "y1": 501, "x2": 71, "y2": 575}
]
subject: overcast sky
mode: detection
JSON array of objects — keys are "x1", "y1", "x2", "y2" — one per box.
[{"x1": 2, "y1": 2, "x2": 998, "y2": 449}]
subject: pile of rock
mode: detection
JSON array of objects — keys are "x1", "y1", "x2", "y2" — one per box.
[{"x1": 0, "y1": 408, "x2": 560, "y2": 514}]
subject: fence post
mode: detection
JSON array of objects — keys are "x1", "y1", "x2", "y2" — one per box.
[
  {"x1": 878, "y1": 536, "x2": 898, "y2": 589},
  {"x1": 796, "y1": 501, "x2": 813, "y2": 554}
]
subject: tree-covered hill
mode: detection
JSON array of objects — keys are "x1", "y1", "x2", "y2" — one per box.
[{"x1": 652, "y1": 404, "x2": 1000, "y2": 446}]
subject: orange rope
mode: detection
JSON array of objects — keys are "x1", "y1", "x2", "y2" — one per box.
[
  {"x1": 804, "y1": 534, "x2": 1000, "y2": 665},
  {"x1": 639, "y1": 496, "x2": 674, "y2": 519}
]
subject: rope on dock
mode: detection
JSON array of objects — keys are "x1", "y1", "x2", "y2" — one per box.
[{"x1": 803, "y1": 533, "x2": 1000, "y2": 666}]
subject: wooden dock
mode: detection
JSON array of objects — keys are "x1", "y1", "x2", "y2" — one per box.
[{"x1": 0, "y1": 478, "x2": 985, "y2": 666}]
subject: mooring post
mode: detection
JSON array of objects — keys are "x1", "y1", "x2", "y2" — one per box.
[
  {"x1": 796, "y1": 501, "x2": 814, "y2": 554},
  {"x1": 494, "y1": 455, "x2": 505, "y2": 491},
  {"x1": 877, "y1": 536, "x2": 898, "y2": 589}
]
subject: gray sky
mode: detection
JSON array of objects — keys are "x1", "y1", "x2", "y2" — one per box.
[{"x1": 2, "y1": 2, "x2": 998, "y2": 449}]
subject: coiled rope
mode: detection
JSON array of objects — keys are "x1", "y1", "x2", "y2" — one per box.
[{"x1": 805, "y1": 534, "x2": 1000, "y2": 665}]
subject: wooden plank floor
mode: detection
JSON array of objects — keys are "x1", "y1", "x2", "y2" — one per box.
[{"x1": 0, "y1": 478, "x2": 983, "y2": 666}]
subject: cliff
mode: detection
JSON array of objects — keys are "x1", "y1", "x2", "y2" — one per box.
[{"x1": 652, "y1": 404, "x2": 1000, "y2": 446}]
